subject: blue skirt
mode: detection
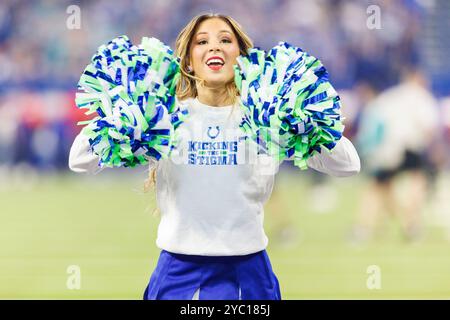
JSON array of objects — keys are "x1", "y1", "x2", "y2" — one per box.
[{"x1": 143, "y1": 249, "x2": 281, "y2": 300}]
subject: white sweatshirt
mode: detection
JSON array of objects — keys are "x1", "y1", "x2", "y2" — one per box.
[{"x1": 69, "y1": 97, "x2": 360, "y2": 256}]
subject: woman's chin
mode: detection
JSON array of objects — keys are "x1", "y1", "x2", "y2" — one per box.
[{"x1": 203, "y1": 77, "x2": 234, "y2": 88}]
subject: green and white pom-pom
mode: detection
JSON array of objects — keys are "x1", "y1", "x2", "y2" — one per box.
[
  {"x1": 234, "y1": 42, "x2": 344, "y2": 169},
  {"x1": 75, "y1": 35, "x2": 188, "y2": 168}
]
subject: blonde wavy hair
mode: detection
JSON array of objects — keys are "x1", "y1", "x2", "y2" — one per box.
[{"x1": 144, "y1": 13, "x2": 253, "y2": 205}]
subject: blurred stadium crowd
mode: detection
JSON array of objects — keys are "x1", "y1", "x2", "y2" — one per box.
[{"x1": 0, "y1": 0, "x2": 448, "y2": 172}]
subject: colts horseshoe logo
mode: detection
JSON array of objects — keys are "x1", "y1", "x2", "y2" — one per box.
[{"x1": 207, "y1": 126, "x2": 220, "y2": 139}]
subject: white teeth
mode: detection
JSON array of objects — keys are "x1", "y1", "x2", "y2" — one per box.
[{"x1": 207, "y1": 59, "x2": 224, "y2": 65}]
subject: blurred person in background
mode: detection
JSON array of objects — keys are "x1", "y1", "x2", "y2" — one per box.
[
  {"x1": 352, "y1": 68, "x2": 440, "y2": 243},
  {"x1": 0, "y1": 94, "x2": 19, "y2": 179}
]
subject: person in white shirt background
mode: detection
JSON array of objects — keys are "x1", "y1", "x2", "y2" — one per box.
[
  {"x1": 353, "y1": 69, "x2": 441, "y2": 243},
  {"x1": 69, "y1": 13, "x2": 360, "y2": 300}
]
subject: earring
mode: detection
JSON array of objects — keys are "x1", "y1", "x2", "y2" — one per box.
[{"x1": 187, "y1": 66, "x2": 193, "y2": 73}]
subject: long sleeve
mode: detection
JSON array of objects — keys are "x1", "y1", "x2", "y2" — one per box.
[
  {"x1": 68, "y1": 131, "x2": 104, "y2": 175},
  {"x1": 306, "y1": 136, "x2": 361, "y2": 177}
]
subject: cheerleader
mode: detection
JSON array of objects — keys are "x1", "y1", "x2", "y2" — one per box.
[{"x1": 69, "y1": 13, "x2": 360, "y2": 300}]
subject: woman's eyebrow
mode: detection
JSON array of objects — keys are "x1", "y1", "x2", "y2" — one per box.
[{"x1": 196, "y1": 30, "x2": 232, "y2": 36}]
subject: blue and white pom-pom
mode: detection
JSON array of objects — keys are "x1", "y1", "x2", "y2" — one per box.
[
  {"x1": 75, "y1": 35, "x2": 188, "y2": 168},
  {"x1": 234, "y1": 42, "x2": 345, "y2": 169}
]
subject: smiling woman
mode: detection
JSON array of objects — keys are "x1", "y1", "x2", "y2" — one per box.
[
  {"x1": 68, "y1": 11, "x2": 360, "y2": 301},
  {"x1": 175, "y1": 14, "x2": 253, "y2": 107},
  {"x1": 189, "y1": 21, "x2": 239, "y2": 85},
  {"x1": 139, "y1": 13, "x2": 287, "y2": 301}
]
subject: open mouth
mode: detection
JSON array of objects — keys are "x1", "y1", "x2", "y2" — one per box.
[{"x1": 206, "y1": 57, "x2": 225, "y2": 71}]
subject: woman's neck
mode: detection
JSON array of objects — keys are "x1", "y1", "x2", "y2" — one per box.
[{"x1": 196, "y1": 84, "x2": 234, "y2": 107}]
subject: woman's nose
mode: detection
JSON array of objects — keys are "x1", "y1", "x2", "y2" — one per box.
[{"x1": 209, "y1": 43, "x2": 221, "y2": 52}]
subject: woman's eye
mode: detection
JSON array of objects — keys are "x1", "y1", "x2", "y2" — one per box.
[{"x1": 197, "y1": 39, "x2": 231, "y2": 45}]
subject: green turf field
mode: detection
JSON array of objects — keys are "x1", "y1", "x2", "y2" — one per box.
[{"x1": 1, "y1": 169, "x2": 449, "y2": 299}]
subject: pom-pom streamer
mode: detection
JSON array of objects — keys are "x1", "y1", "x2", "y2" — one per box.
[
  {"x1": 75, "y1": 35, "x2": 188, "y2": 168},
  {"x1": 235, "y1": 42, "x2": 344, "y2": 169}
]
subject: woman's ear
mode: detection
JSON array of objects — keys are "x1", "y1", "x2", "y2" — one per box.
[{"x1": 186, "y1": 56, "x2": 192, "y2": 73}]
